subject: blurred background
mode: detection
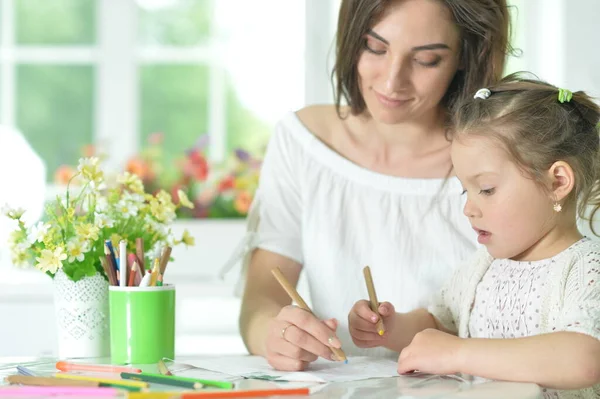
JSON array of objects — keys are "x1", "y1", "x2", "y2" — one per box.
[{"x1": 0, "y1": 0, "x2": 598, "y2": 357}]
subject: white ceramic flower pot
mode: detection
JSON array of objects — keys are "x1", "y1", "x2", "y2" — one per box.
[{"x1": 53, "y1": 269, "x2": 110, "y2": 358}]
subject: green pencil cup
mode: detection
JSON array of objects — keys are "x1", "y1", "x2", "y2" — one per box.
[{"x1": 109, "y1": 285, "x2": 175, "y2": 364}]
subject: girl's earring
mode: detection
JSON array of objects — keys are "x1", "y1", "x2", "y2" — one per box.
[{"x1": 553, "y1": 202, "x2": 562, "y2": 213}]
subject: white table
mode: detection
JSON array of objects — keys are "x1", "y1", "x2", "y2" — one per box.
[{"x1": 0, "y1": 356, "x2": 542, "y2": 398}]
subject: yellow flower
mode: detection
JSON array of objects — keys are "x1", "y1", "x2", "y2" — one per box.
[
  {"x1": 77, "y1": 157, "x2": 104, "y2": 188},
  {"x1": 117, "y1": 172, "x2": 145, "y2": 194},
  {"x1": 177, "y1": 189, "x2": 194, "y2": 209},
  {"x1": 75, "y1": 223, "x2": 100, "y2": 241},
  {"x1": 110, "y1": 234, "x2": 122, "y2": 247},
  {"x1": 149, "y1": 194, "x2": 176, "y2": 223},
  {"x1": 35, "y1": 247, "x2": 67, "y2": 274},
  {"x1": 180, "y1": 229, "x2": 195, "y2": 246},
  {"x1": 66, "y1": 240, "x2": 86, "y2": 263}
]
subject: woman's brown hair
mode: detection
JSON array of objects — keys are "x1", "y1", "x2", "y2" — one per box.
[
  {"x1": 333, "y1": 0, "x2": 513, "y2": 117},
  {"x1": 453, "y1": 73, "x2": 600, "y2": 231}
]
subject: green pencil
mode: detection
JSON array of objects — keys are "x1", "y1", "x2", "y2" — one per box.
[
  {"x1": 121, "y1": 372, "x2": 234, "y2": 390},
  {"x1": 121, "y1": 372, "x2": 203, "y2": 389}
]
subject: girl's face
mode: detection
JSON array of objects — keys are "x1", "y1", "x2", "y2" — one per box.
[
  {"x1": 451, "y1": 135, "x2": 558, "y2": 261},
  {"x1": 357, "y1": 0, "x2": 461, "y2": 125}
]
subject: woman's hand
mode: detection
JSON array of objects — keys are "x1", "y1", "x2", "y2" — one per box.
[
  {"x1": 348, "y1": 300, "x2": 397, "y2": 349},
  {"x1": 397, "y1": 328, "x2": 464, "y2": 375},
  {"x1": 265, "y1": 305, "x2": 342, "y2": 371}
]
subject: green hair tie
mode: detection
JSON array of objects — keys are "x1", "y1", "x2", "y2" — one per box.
[{"x1": 558, "y1": 88, "x2": 573, "y2": 103}]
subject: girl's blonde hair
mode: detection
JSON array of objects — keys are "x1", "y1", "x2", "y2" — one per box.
[{"x1": 453, "y1": 73, "x2": 600, "y2": 230}]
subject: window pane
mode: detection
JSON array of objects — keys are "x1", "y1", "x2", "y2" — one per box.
[
  {"x1": 140, "y1": 64, "x2": 209, "y2": 181},
  {"x1": 138, "y1": 0, "x2": 212, "y2": 46},
  {"x1": 16, "y1": 65, "x2": 94, "y2": 181},
  {"x1": 16, "y1": 0, "x2": 96, "y2": 45}
]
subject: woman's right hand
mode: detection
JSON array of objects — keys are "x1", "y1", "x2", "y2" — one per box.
[
  {"x1": 265, "y1": 305, "x2": 342, "y2": 371},
  {"x1": 348, "y1": 300, "x2": 396, "y2": 349}
]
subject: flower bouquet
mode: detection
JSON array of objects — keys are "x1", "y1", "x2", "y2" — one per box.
[{"x1": 4, "y1": 156, "x2": 194, "y2": 358}]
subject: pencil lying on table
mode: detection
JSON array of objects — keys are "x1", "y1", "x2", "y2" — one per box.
[
  {"x1": 271, "y1": 268, "x2": 347, "y2": 363},
  {"x1": 363, "y1": 266, "x2": 385, "y2": 336}
]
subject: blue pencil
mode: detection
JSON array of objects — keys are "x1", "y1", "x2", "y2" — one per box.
[
  {"x1": 105, "y1": 240, "x2": 118, "y2": 271},
  {"x1": 16, "y1": 365, "x2": 36, "y2": 376}
]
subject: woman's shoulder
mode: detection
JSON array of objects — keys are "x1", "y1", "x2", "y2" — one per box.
[{"x1": 294, "y1": 104, "x2": 350, "y2": 145}]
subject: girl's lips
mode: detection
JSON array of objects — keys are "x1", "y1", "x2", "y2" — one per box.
[{"x1": 473, "y1": 227, "x2": 492, "y2": 244}]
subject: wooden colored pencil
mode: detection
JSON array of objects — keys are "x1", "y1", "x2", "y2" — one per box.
[
  {"x1": 128, "y1": 262, "x2": 138, "y2": 287},
  {"x1": 100, "y1": 256, "x2": 118, "y2": 286},
  {"x1": 54, "y1": 373, "x2": 148, "y2": 388},
  {"x1": 104, "y1": 244, "x2": 119, "y2": 283},
  {"x1": 159, "y1": 246, "x2": 172, "y2": 276},
  {"x1": 121, "y1": 372, "x2": 202, "y2": 390},
  {"x1": 123, "y1": 372, "x2": 233, "y2": 390},
  {"x1": 6, "y1": 375, "x2": 98, "y2": 387},
  {"x1": 271, "y1": 268, "x2": 347, "y2": 363},
  {"x1": 56, "y1": 361, "x2": 142, "y2": 374},
  {"x1": 136, "y1": 237, "x2": 145, "y2": 275},
  {"x1": 363, "y1": 266, "x2": 385, "y2": 336},
  {"x1": 180, "y1": 387, "x2": 310, "y2": 398},
  {"x1": 150, "y1": 258, "x2": 159, "y2": 286},
  {"x1": 5, "y1": 375, "x2": 141, "y2": 391},
  {"x1": 157, "y1": 360, "x2": 173, "y2": 376}
]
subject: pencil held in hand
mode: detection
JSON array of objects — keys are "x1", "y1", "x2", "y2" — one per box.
[
  {"x1": 271, "y1": 267, "x2": 348, "y2": 363},
  {"x1": 363, "y1": 266, "x2": 385, "y2": 336}
]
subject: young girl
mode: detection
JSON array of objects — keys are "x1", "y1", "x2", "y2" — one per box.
[{"x1": 349, "y1": 75, "x2": 600, "y2": 398}]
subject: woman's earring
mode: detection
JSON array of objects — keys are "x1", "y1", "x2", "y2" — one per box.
[{"x1": 553, "y1": 202, "x2": 562, "y2": 213}]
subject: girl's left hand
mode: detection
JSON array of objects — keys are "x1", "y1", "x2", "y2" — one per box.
[{"x1": 397, "y1": 328, "x2": 464, "y2": 375}]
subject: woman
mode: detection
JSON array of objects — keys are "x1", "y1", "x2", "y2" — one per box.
[{"x1": 238, "y1": 0, "x2": 513, "y2": 371}]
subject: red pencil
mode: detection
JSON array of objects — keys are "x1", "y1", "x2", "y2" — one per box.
[{"x1": 180, "y1": 388, "x2": 309, "y2": 398}]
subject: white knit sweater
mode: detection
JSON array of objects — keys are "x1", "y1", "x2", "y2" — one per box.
[{"x1": 428, "y1": 239, "x2": 600, "y2": 399}]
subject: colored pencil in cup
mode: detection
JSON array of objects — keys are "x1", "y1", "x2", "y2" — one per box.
[
  {"x1": 136, "y1": 237, "x2": 145, "y2": 275},
  {"x1": 104, "y1": 244, "x2": 119, "y2": 284},
  {"x1": 159, "y1": 246, "x2": 172, "y2": 276},
  {"x1": 157, "y1": 359, "x2": 173, "y2": 376},
  {"x1": 119, "y1": 240, "x2": 127, "y2": 287},
  {"x1": 363, "y1": 266, "x2": 385, "y2": 336},
  {"x1": 128, "y1": 262, "x2": 138, "y2": 287},
  {"x1": 139, "y1": 273, "x2": 152, "y2": 287},
  {"x1": 100, "y1": 256, "x2": 118, "y2": 286},
  {"x1": 271, "y1": 268, "x2": 347, "y2": 363},
  {"x1": 121, "y1": 372, "x2": 203, "y2": 390},
  {"x1": 150, "y1": 257, "x2": 160, "y2": 286},
  {"x1": 55, "y1": 361, "x2": 142, "y2": 374},
  {"x1": 105, "y1": 240, "x2": 118, "y2": 270}
]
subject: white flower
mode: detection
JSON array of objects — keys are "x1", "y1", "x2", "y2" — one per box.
[
  {"x1": 95, "y1": 196, "x2": 109, "y2": 213},
  {"x1": 2, "y1": 206, "x2": 26, "y2": 220},
  {"x1": 116, "y1": 199, "x2": 138, "y2": 218},
  {"x1": 66, "y1": 240, "x2": 86, "y2": 263},
  {"x1": 35, "y1": 247, "x2": 67, "y2": 274},
  {"x1": 95, "y1": 213, "x2": 114, "y2": 228},
  {"x1": 27, "y1": 222, "x2": 50, "y2": 244}
]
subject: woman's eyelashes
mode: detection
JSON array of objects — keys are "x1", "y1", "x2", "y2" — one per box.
[{"x1": 363, "y1": 39, "x2": 441, "y2": 67}]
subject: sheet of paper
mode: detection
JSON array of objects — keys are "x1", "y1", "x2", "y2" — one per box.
[{"x1": 187, "y1": 356, "x2": 399, "y2": 383}]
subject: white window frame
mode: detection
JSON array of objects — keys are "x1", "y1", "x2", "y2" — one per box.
[{"x1": 0, "y1": 0, "x2": 339, "y2": 180}]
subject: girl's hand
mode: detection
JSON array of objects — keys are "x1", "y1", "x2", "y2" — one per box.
[
  {"x1": 348, "y1": 300, "x2": 396, "y2": 348},
  {"x1": 397, "y1": 328, "x2": 464, "y2": 375},
  {"x1": 265, "y1": 305, "x2": 342, "y2": 371}
]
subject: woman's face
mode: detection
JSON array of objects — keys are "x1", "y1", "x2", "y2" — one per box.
[{"x1": 357, "y1": 0, "x2": 461, "y2": 124}]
